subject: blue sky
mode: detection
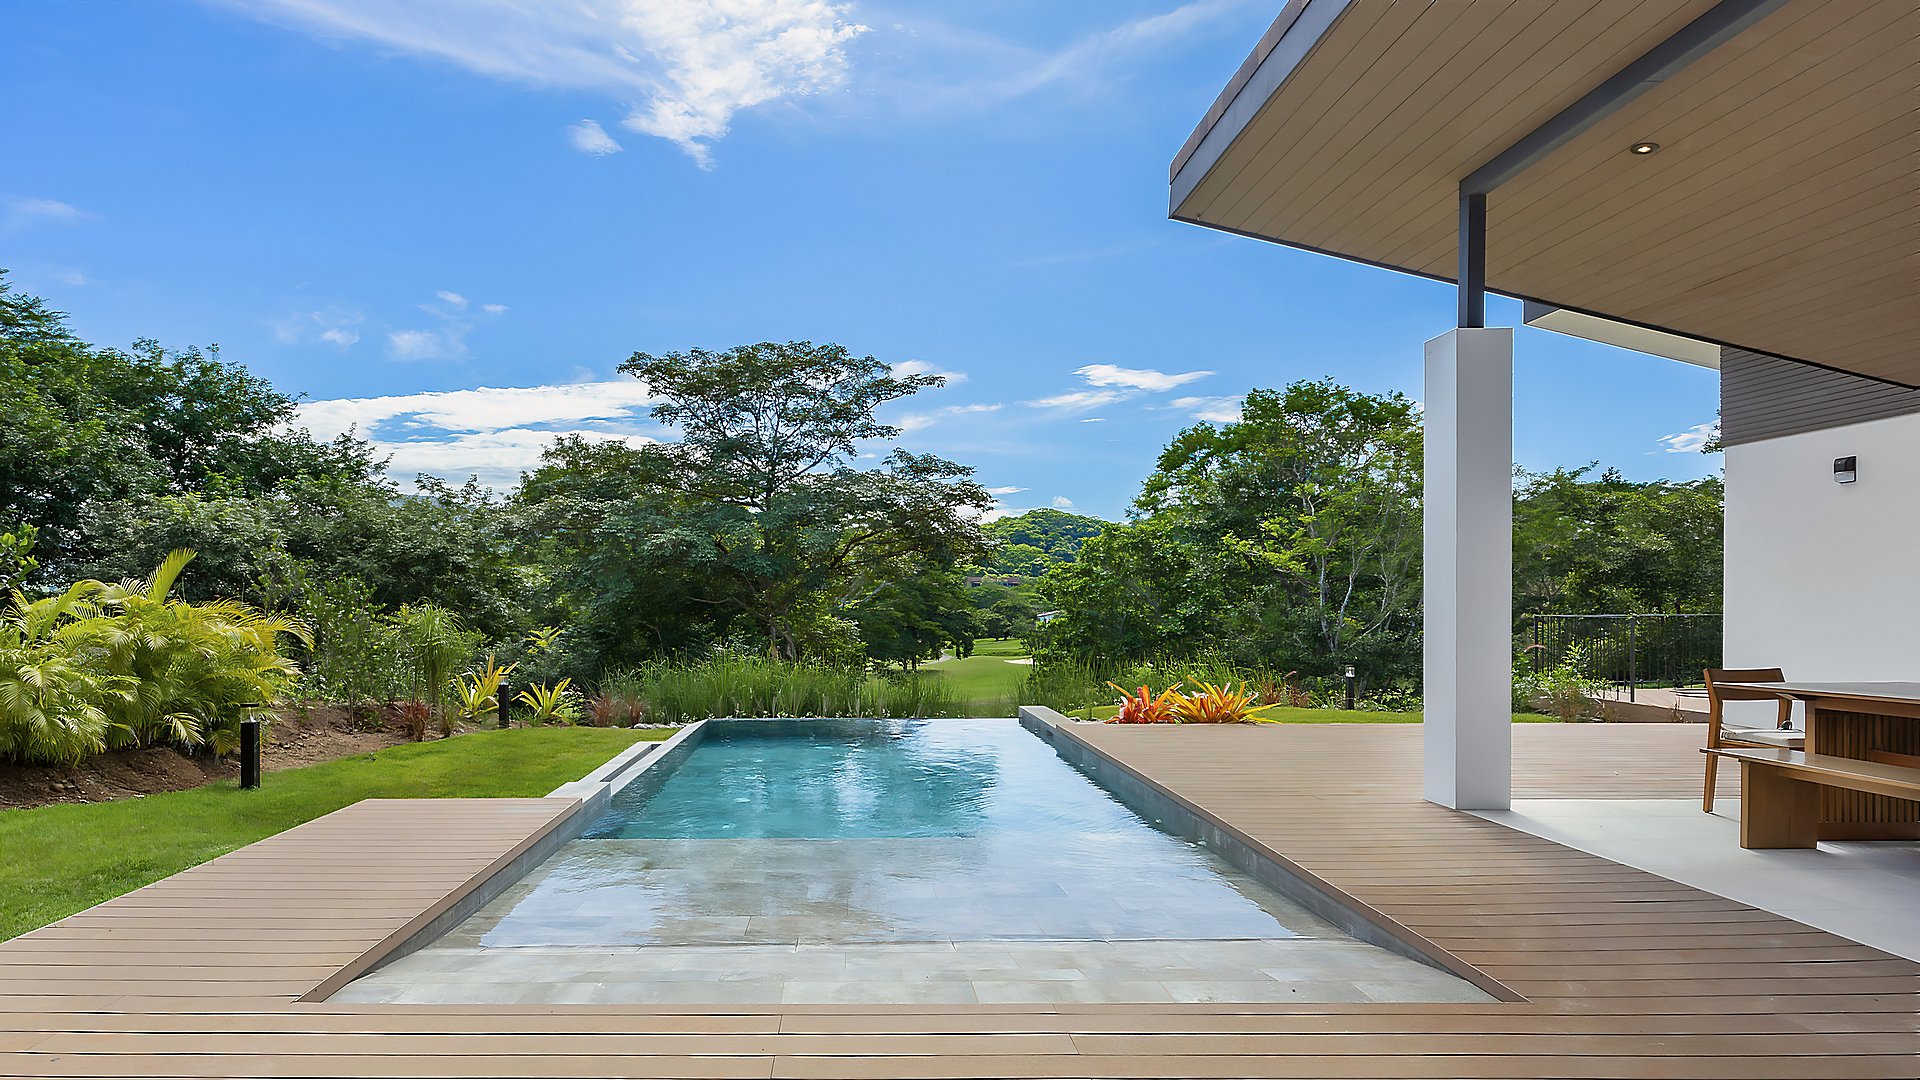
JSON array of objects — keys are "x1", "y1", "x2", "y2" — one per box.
[{"x1": 3, "y1": 0, "x2": 1720, "y2": 520}]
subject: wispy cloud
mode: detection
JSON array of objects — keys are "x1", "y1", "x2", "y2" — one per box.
[
  {"x1": 273, "y1": 306, "x2": 364, "y2": 349},
  {"x1": 388, "y1": 327, "x2": 465, "y2": 361},
  {"x1": 1076, "y1": 363, "x2": 1211, "y2": 392},
  {"x1": 1026, "y1": 389, "x2": 1133, "y2": 412},
  {"x1": 481, "y1": 303, "x2": 509, "y2": 315},
  {"x1": 1051, "y1": 495, "x2": 1074, "y2": 509},
  {"x1": 435, "y1": 290, "x2": 469, "y2": 310},
  {"x1": 985, "y1": 485, "x2": 1026, "y2": 496},
  {"x1": 567, "y1": 118, "x2": 623, "y2": 156},
  {"x1": 2, "y1": 196, "x2": 94, "y2": 229},
  {"x1": 224, "y1": 1, "x2": 866, "y2": 167},
  {"x1": 893, "y1": 402, "x2": 1001, "y2": 433},
  {"x1": 1659, "y1": 421, "x2": 1719, "y2": 454},
  {"x1": 882, "y1": 0, "x2": 1257, "y2": 108},
  {"x1": 1170, "y1": 394, "x2": 1242, "y2": 423}
]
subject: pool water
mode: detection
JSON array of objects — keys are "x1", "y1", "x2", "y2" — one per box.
[
  {"x1": 334, "y1": 718, "x2": 1493, "y2": 1005},
  {"x1": 488, "y1": 719, "x2": 1322, "y2": 946}
]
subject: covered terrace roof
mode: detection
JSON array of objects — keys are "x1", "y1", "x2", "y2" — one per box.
[{"x1": 1170, "y1": 0, "x2": 1919, "y2": 385}]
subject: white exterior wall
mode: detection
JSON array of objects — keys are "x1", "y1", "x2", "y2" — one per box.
[{"x1": 1724, "y1": 410, "x2": 1920, "y2": 680}]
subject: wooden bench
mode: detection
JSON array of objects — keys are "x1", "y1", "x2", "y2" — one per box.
[{"x1": 1706, "y1": 746, "x2": 1920, "y2": 848}]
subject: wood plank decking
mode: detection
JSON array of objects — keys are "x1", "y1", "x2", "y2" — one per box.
[{"x1": 2, "y1": 723, "x2": 1914, "y2": 1078}]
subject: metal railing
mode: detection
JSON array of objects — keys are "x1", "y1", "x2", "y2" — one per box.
[{"x1": 1523, "y1": 613, "x2": 1722, "y2": 702}]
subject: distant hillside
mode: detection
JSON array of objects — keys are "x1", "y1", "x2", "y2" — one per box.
[{"x1": 980, "y1": 509, "x2": 1108, "y2": 576}]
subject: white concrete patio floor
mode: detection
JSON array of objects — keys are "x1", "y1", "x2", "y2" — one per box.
[{"x1": 1475, "y1": 798, "x2": 1920, "y2": 962}]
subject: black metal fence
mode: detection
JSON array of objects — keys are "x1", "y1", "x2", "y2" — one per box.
[{"x1": 1522, "y1": 614, "x2": 1722, "y2": 700}]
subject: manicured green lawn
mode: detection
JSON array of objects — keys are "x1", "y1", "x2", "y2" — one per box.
[
  {"x1": 922, "y1": 638, "x2": 1032, "y2": 712},
  {"x1": 0, "y1": 727, "x2": 663, "y2": 943}
]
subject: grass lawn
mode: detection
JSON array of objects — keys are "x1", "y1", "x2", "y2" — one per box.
[
  {"x1": 921, "y1": 638, "x2": 1032, "y2": 712},
  {"x1": 0, "y1": 726, "x2": 664, "y2": 943}
]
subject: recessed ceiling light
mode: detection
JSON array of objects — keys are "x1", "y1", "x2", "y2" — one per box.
[{"x1": 1629, "y1": 141, "x2": 1661, "y2": 155}]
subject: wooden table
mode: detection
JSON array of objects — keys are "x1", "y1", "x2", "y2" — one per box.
[{"x1": 1752, "y1": 681, "x2": 1920, "y2": 839}]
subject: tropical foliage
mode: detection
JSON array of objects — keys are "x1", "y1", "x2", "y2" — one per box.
[{"x1": 0, "y1": 550, "x2": 307, "y2": 764}]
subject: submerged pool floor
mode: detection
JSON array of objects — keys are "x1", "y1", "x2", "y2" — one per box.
[{"x1": 338, "y1": 719, "x2": 1491, "y2": 1005}]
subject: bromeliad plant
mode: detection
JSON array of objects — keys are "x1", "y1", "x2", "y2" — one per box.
[
  {"x1": 1103, "y1": 680, "x2": 1280, "y2": 725},
  {"x1": 1105, "y1": 681, "x2": 1184, "y2": 724},
  {"x1": 1172, "y1": 681, "x2": 1281, "y2": 724}
]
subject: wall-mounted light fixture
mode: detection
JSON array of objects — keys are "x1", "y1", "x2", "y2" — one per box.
[
  {"x1": 1629, "y1": 141, "x2": 1661, "y2": 155},
  {"x1": 1834, "y1": 456, "x2": 1858, "y2": 484}
]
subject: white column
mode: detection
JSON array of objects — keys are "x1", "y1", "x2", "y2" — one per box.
[{"x1": 1423, "y1": 328, "x2": 1513, "y2": 810}]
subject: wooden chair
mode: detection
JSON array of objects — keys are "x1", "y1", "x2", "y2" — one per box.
[{"x1": 1702, "y1": 667, "x2": 1805, "y2": 813}]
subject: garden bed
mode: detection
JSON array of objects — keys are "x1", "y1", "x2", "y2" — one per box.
[{"x1": 0, "y1": 705, "x2": 420, "y2": 810}]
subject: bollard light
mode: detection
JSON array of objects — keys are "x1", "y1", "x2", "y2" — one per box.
[
  {"x1": 239, "y1": 718, "x2": 261, "y2": 789},
  {"x1": 1343, "y1": 665, "x2": 1357, "y2": 711}
]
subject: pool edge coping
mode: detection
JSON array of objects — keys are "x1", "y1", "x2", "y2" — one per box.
[
  {"x1": 302, "y1": 722, "x2": 712, "y2": 999},
  {"x1": 1017, "y1": 706, "x2": 1524, "y2": 1004}
]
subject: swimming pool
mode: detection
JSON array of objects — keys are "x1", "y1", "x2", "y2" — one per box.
[{"x1": 336, "y1": 718, "x2": 1490, "y2": 1005}]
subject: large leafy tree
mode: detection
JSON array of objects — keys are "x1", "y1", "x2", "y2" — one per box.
[
  {"x1": 0, "y1": 273, "x2": 384, "y2": 581},
  {"x1": 1043, "y1": 380, "x2": 1423, "y2": 679},
  {"x1": 520, "y1": 342, "x2": 993, "y2": 667},
  {"x1": 1513, "y1": 466, "x2": 1722, "y2": 616}
]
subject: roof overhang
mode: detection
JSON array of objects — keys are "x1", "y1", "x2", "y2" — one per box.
[
  {"x1": 1521, "y1": 303, "x2": 1720, "y2": 369},
  {"x1": 1171, "y1": 0, "x2": 1920, "y2": 385}
]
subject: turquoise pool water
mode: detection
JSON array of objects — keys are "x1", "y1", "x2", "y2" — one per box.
[
  {"x1": 586, "y1": 717, "x2": 1181, "y2": 840},
  {"x1": 474, "y1": 719, "x2": 1333, "y2": 947}
]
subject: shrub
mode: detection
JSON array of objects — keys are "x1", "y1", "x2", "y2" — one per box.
[
  {"x1": 0, "y1": 550, "x2": 307, "y2": 763},
  {"x1": 1516, "y1": 642, "x2": 1609, "y2": 722},
  {"x1": 603, "y1": 654, "x2": 966, "y2": 726}
]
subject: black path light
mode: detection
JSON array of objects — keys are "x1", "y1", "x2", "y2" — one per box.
[{"x1": 239, "y1": 716, "x2": 262, "y2": 789}]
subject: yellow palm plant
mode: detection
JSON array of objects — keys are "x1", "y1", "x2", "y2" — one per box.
[{"x1": 452, "y1": 654, "x2": 516, "y2": 724}]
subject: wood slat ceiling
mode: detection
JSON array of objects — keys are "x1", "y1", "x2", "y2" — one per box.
[{"x1": 1173, "y1": 0, "x2": 1920, "y2": 386}]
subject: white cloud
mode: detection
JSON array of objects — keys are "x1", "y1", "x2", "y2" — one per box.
[
  {"x1": 380, "y1": 427, "x2": 656, "y2": 484},
  {"x1": 985, "y1": 485, "x2": 1026, "y2": 496},
  {"x1": 226, "y1": 1, "x2": 866, "y2": 167},
  {"x1": 1026, "y1": 389, "x2": 1132, "y2": 412},
  {"x1": 318, "y1": 327, "x2": 360, "y2": 347},
  {"x1": 893, "y1": 359, "x2": 967, "y2": 384},
  {"x1": 481, "y1": 303, "x2": 509, "y2": 315},
  {"x1": 48, "y1": 268, "x2": 90, "y2": 287},
  {"x1": 1660, "y1": 421, "x2": 1720, "y2": 454},
  {"x1": 299, "y1": 380, "x2": 659, "y2": 441},
  {"x1": 568, "y1": 118, "x2": 624, "y2": 156},
  {"x1": 387, "y1": 327, "x2": 469, "y2": 361},
  {"x1": 1171, "y1": 395, "x2": 1242, "y2": 423},
  {"x1": 1051, "y1": 496, "x2": 1074, "y2": 509},
  {"x1": 1079, "y1": 417, "x2": 1106, "y2": 423},
  {"x1": 435, "y1": 290, "x2": 469, "y2": 310},
  {"x1": 2, "y1": 196, "x2": 93, "y2": 227},
  {"x1": 295, "y1": 379, "x2": 664, "y2": 486},
  {"x1": 1076, "y1": 363, "x2": 1211, "y2": 392}
]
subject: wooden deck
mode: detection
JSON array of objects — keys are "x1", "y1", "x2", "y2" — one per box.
[{"x1": 2, "y1": 723, "x2": 1914, "y2": 1078}]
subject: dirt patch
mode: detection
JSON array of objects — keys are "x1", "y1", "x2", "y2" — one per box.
[{"x1": 0, "y1": 704, "x2": 427, "y2": 811}]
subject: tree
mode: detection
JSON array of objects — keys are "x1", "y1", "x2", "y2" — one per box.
[
  {"x1": 1513, "y1": 466, "x2": 1723, "y2": 616},
  {"x1": 1061, "y1": 380, "x2": 1424, "y2": 678},
  {"x1": 851, "y1": 570, "x2": 978, "y2": 671},
  {"x1": 519, "y1": 342, "x2": 994, "y2": 666},
  {"x1": 979, "y1": 509, "x2": 1108, "y2": 575}
]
